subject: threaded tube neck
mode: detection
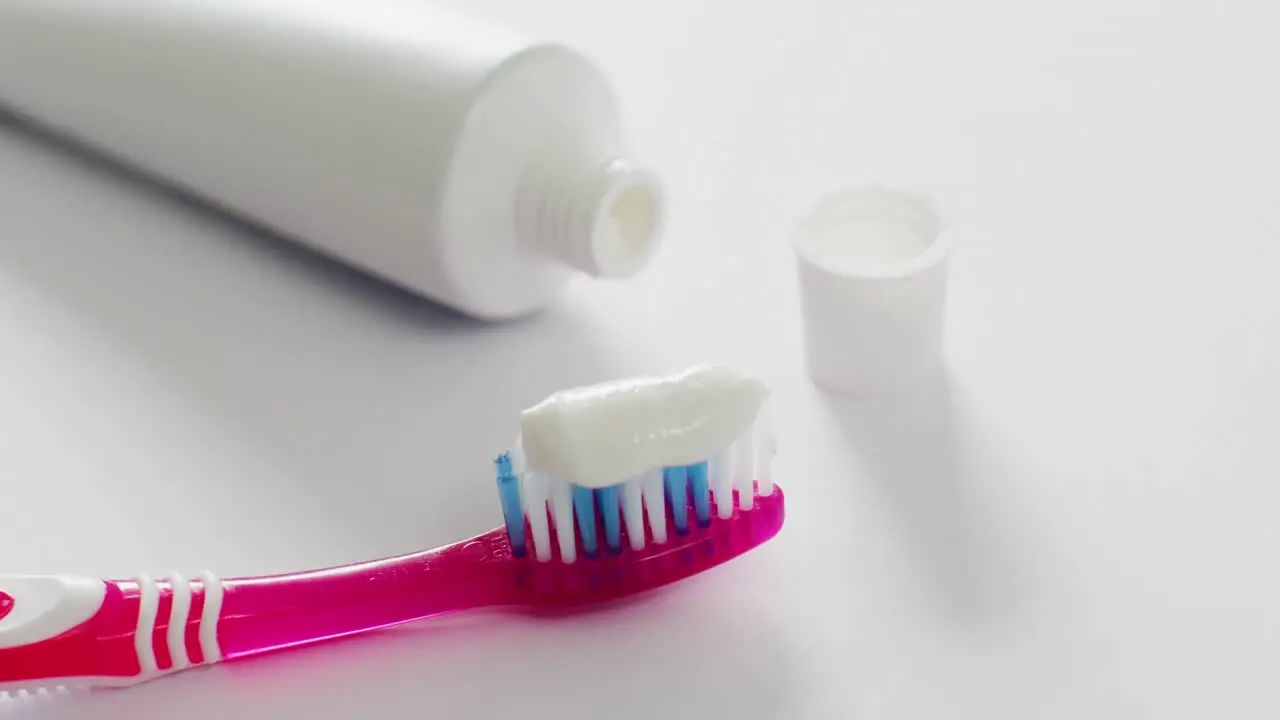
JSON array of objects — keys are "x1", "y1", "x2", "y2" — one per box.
[{"x1": 519, "y1": 156, "x2": 665, "y2": 278}]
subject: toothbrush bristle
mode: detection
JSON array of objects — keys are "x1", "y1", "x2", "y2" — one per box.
[
  {"x1": 521, "y1": 473, "x2": 553, "y2": 562},
  {"x1": 641, "y1": 469, "x2": 667, "y2": 544},
  {"x1": 688, "y1": 462, "x2": 711, "y2": 526},
  {"x1": 621, "y1": 479, "x2": 646, "y2": 551},
  {"x1": 663, "y1": 466, "x2": 690, "y2": 535},
  {"x1": 571, "y1": 487, "x2": 599, "y2": 558},
  {"x1": 494, "y1": 454, "x2": 526, "y2": 558},
  {"x1": 734, "y1": 433, "x2": 756, "y2": 511},
  {"x1": 598, "y1": 485, "x2": 622, "y2": 553},
  {"x1": 493, "y1": 415, "x2": 779, "y2": 567},
  {"x1": 711, "y1": 449, "x2": 734, "y2": 519},
  {"x1": 549, "y1": 481, "x2": 576, "y2": 563}
]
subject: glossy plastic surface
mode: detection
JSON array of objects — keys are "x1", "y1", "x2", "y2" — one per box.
[
  {"x1": 505, "y1": 485, "x2": 784, "y2": 610},
  {"x1": 0, "y1": 576, "x2": 107, "y2": 650},
  {"x1": 0, "y1": 582, "x2": 142, "y2": 690},
  {"x1": 218, "y1": 485, "x2": 784, "y2": 660},
  {"x1": 0, "y1": 486, "x2": 783, "y2": 690}
]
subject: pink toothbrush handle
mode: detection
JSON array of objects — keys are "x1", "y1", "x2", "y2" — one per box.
[
  {"x1": 218, "y1": 529, "x2": 517, "y2": 659},
  {"x1": 2, "y1": 487, "x2": 786, "y2": 692},
  {"x1": 0, "y1": 529, "x2": 518, "y2": 691}
]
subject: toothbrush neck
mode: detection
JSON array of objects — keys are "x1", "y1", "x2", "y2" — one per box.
[{"x1": 213, "y1": 530, "x2": 517, "y2": 662}]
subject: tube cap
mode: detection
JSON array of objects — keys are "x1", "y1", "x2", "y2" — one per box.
[{"x1": 792, "y1": 186, "x2": 951, "y2": 395}]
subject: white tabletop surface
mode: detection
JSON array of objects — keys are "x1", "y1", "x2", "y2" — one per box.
[{"x1": 3, "y1": 0, "x2": 1279, "y2": 717}]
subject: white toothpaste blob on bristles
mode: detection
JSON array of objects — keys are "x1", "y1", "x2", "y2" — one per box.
[{"x1": 520, "y1": 365, "x2": 771, "y2": 488}]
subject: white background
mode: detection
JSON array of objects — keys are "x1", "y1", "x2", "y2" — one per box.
[{"x1": 2, "y1": 0, "x2": 1278, "y2": 717}]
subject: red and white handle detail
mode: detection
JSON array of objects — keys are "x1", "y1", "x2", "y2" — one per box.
[
  {"x1": 0, "y1": 572, "x2": 224, "y2": 692},
  {"x1": 131, "y1": 571, "x2": 225, "y2": 675},
  {"x1": 0, "y1": 534, "x2": 520, "y2": 693},
  {"x1": 0, "y1": 576, "x2": 106, "y2": 651}
]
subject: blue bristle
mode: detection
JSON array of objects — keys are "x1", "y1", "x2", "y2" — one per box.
[
  {"x1": 494, "y1": 454, "x2": 526, "y2": 557},
  {"x1": 664, "y1": 466, "x2": 690, "y2": 534},
  {"x1": 688, "y1": 462, "x2": 711, "y2": 526},
  {"x1": 597, "y1": 485, "x2": 622, "y2": 553},
  {"x1": 572, "y1": 485, "x2": 599, "y2": 557}
]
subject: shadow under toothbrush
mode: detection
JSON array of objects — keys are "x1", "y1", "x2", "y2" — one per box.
[
  {"x1": 36, "y1": 599, "x2": 797, "y2": 720},
  {"x1": 0, "y1": 112, "x2": 634, "y2": 573},
  {"x1": 819, "y1": 373, "x2": 1027, "y2": 625}
]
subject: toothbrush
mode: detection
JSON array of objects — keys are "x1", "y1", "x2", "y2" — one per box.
[{"x1": 0, "y1": 366, "x2": 783, "y2": 695}]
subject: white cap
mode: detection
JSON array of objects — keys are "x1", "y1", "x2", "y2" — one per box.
[{"x1": 792, "y1": 186, "x2": 952, "y2": 395}]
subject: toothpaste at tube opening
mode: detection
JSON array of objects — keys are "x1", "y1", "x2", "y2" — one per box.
[{"x1": 519, "y1": 365, "x2": 771, "y2": 488}]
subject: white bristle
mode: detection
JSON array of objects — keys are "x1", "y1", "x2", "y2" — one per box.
[
  {"x1": 711, "y1": 449, "x2": 734, "y2": 518},
  {"x1": 755, "y1": 419, "x2": 776, "y2": 496},
  {"x1": 548, "y1": 478, "x2": 577, "y2": 563},
  {"x1": 522, "y1": 472, "x2": 553, "y2": 562},
  {"x1": 735, "y1": 432, "x2": 756, "y2": 510},
  {"x1": 547, "y1": 482, "x2": 559, "y2": 527},
  {"x1": 757, "y1": 455, "x2": 774, "y2": 496},
  {"x1": 509, "y1": 437, "x2": 527, "y2": 475},
  {"x1": 622, "y1": 476, "x2": 646, "y2": 550},
  {"x1": 641, "y1": 469, "x2": 668, "y2": 544}
]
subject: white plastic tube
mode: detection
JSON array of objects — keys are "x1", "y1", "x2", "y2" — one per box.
[{"x1": 0, "y1": 0, "x2": 665, "y2": 319}]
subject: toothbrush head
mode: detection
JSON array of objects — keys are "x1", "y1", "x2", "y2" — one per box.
[
  {"x1": 492, "y1": 450, "x2": 783, "y2": 608},
  {"x1": 491, "y1": 366, "x2": 783, "y2": 607}
]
